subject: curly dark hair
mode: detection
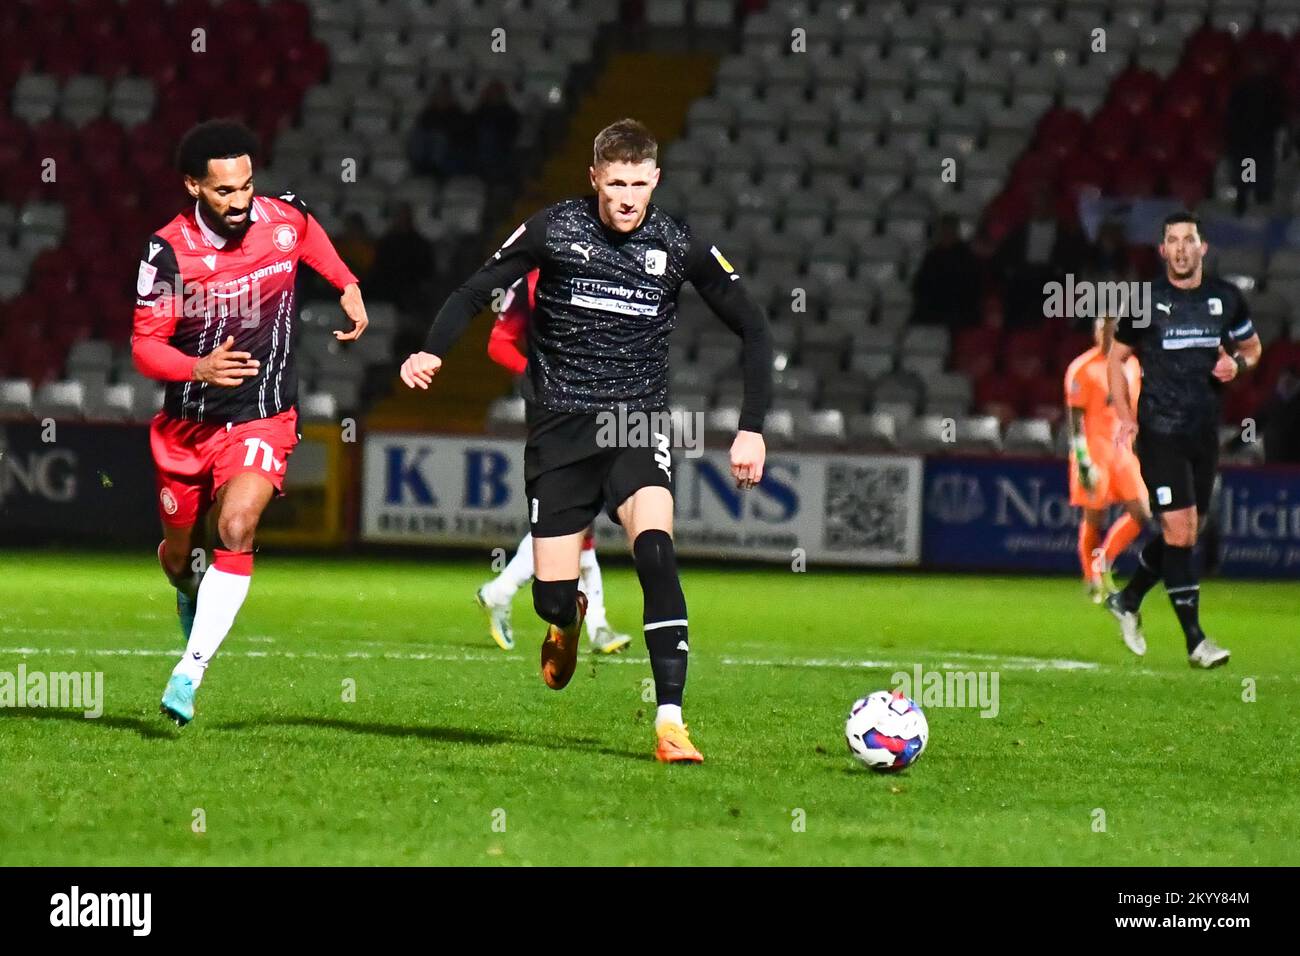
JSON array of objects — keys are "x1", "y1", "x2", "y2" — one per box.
[{"x1": 175, "y1": 119, "x2": 259, "y2": 179}]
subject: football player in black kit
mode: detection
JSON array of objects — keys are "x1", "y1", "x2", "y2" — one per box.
[
  {"x1": 400, "y1": 119, "x2": 773, "y2": 761},
  {"x1": 1105, "y1": 212, "x2": 1261, "y2": 668}
]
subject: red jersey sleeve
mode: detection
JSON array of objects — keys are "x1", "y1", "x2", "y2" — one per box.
[
  {"x1": 267, "y1": 193, "x2": 358, "y2": 291},
  {"x1": 131, "y1": 234, "x2": 196, "y2": 381},
  {"x1": 487, "y1": 298, "x2": 529, "y2": 375}
]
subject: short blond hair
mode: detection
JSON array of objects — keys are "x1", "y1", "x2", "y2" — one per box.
[{"x1": 593, "y1": 118, "x2": 657, "y2": 168}]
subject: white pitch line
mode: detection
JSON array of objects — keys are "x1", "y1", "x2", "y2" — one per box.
[{"x1": 0, "y1": 643, "x2": 1099, "y2": 673}]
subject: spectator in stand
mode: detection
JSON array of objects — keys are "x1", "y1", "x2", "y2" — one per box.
[
  {"x1": 911, "y1": 213, "x2": 981, "y2": 329},
  {"x1": 334, "y1": 213, "x2": 376, "y2": 284},
  {"x1": 1225, "y1": 56, "x2": 1285, "y2": 215},
  {"x1": 368, "y1": 203, "x2": 435, "y2": 312},
  {"x1": 1086, "y1": 219, "x2": 1136, "y2": 283},
  {"x1": 1262, "y1": 368, "x2": 1300, "y2": 462},
  {"x1": 408, "y1": 77, "x2": 472, "y2": 178},
  {"x1": 993, "y1": 189, "x2": 1085, "y2": 327},
  {"x1": 472, "y1": 80, "x2": 520, "y2": 183}
]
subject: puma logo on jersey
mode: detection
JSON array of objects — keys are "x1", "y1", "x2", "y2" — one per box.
[
  {"x1": 1156, "y1": 302, "x2": 1171, "y2": 314},
  {"x1": 571, "y1": 242, "x2": 593, "y2": 262}
]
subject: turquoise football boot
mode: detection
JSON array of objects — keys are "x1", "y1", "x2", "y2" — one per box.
[{"x1": 160, "y1": 673, "x2": 196, "y2": 726}]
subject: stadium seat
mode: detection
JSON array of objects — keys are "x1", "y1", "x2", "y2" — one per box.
[
  {"x1": 300, "y1": 392, "x2": 340, "y2": 424},
  {"x1": 799, "y1": 408, "x2": 846, "y2": 450},
  {"x1": 955, "y1": 415, "x2": 1003, "y2": 453},
  {"x1": 83, "y1": 382, "x2": 134, "y2": 422},
  {"x1": 0, "y1": 379, "x2": 35, "y2": 417},
  {"x1": 845, "y1": 410, "x2": 897, "y2": 451},
  {"x1": 32, "y1": 380, "x2": 85, "y2": 419},
  {"x1": 1002, "y1": 418, "x2": 1055, "y2": 456}
]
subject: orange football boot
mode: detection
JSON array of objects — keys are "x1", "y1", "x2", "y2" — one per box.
[
  {"x1": 655, "y1": 721, "x2": 703, "y2": 763},
  {"x1": 540, "y1": 591, "x2": 587, "y2": 690}
]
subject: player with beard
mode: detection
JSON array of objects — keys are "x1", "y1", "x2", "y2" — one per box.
[
  {"x1": 1105, "y1": 212, "x2": 1261, "y2": 667},
  {"x1": 132, "y1": 120, "x2": 369, "y2": 724}
]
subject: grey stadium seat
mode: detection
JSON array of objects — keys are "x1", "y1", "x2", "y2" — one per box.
[{"x1": 1002, "y1": 418, "x2": 1056, "y2": 455}]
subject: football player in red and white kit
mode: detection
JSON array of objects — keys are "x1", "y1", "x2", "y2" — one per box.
[
  {"x1": 474, "y1": 269, "x2": 631, "y2": 654},
  {"x1": 132, "y1": 121, "x2": 368, "y2": 725}
]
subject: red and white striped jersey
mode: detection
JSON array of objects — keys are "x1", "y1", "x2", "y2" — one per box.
[{"x1": 132, "y1": 192, "x2": 357, "y2": 424}]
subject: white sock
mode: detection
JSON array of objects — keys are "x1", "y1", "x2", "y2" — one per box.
[
  {"x1": 482, "y1": 533, "x2": 535, "y2": 605},
  {"x1": 174, "y1": 565, "x2": 251, "y2": 687},
  {"x1": 579, "y1": 547, "x2": 608, "y2": 633},
  {"x1": 655, "y1": 704, "x2": 683, "y2": 729}
]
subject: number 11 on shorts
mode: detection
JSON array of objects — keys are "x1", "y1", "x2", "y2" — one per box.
[{"x1": 243, "y1": 437, "x2": 277, "y2": 472}]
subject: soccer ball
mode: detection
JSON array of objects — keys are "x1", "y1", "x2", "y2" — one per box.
[{"x1": 844, "y1": 690, "x2": 929, "y2": 772}]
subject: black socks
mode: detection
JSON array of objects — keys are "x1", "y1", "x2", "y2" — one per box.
[{"x1": 632, "y1": 529, "x2": 688, "y2": 708}]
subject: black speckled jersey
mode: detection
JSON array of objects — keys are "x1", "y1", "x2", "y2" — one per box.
[
  {"x1": 1115, "y1": 275, "x2": 1256, "y2": 435},
  {"x1": 423, "y1": 195, "x2": 771, "y2": 433}
]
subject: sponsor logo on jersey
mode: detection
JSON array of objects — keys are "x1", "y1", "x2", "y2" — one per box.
[
  {"x1": 272, "y1": 223, "x2": 298, "y2": 252},
  {"x1": 570, "y1": 277, "x2": 661, "y2": 316},
  {"x1": 1161, "y1": 326, "x2": 1219, "y2": 350},
  {"x1": 645, "y1": 249, "x2": 666, "y2": 275},
  {"x1": 136, "y1": 261, "x2": 158, "y2": 296}
]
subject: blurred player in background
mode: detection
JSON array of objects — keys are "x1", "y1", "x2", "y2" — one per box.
[
  {"x1": 1064, "y1": 315, "x2": 1149, "y2": 603},
  {"x1": 1106, "y1": 212, "x2": 1261, "y2": 667},
  {"x1": 401, "y1": 119, "x2": 772, "y2": 762},
  {"x1": 133, "y1": 120, "x2": 368, "y2": 725},
  {"x1": 475, "y1": 269, "x2": 631, "y2": 655}
]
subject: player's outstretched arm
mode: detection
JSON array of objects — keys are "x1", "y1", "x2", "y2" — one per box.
[
  {"x1": 683, "y1": 238, "x2": 774, "y2": 447},
  {"x1": 401, "y1": 216, "x2": 543, "y2": 390},
  {"x1": 730, "y1": 430, "x2": 766, "y2": 489},
  {"x1": 335, "y1": 282, "x2": 369, "y2": 341},
  {"x1": 399, "y1": 351, "x2": 443, "y2": 390}
]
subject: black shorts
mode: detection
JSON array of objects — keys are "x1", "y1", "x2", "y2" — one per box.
[
  {"x1": 523, "y1": 407, "x2": 674, "y2": 538},
  {"x1": 1135, "y1": 426, "x2": 1219, "y2": 514}
]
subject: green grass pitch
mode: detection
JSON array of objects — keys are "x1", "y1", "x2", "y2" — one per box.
[{"x1": 1, "y1": 551, "x2": 1297, "y2": 866}]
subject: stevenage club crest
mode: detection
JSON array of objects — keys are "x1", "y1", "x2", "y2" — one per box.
[{"x1": 272, "y1": 224, "x2": 298, "y2": 252}]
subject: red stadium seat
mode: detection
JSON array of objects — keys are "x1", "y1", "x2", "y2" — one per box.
[
  {"x1": 1135, "y1": 112, "x2": 1189, "y2": 169},
  {"x1": 1005, "y1": 351, "x2": 1045, "y2": 385},
  {"x1": 79, "y1": 117, "x2": 128, "y2": 158},
  {"x1": 951, "y1": 326, "x2": 1000, "y2": 380},
  {"x1": 1240, "y1": 29, "x2": 1287, "y2": 67},
  {"x1": 1110, "y1": 155, "x2": 1160, "y2": 198},
  {"x1": 1034, "y1": 108, "x2": 1087, "y2": 162},
  {"x1": 265, "y1": 0, "x2": 310, "y2": 43},
  {"x1": 1167, "y1": 162, "x2": 1214, "y2": 208},
  {"x1": 89, "y1": 34, "x2": 134, "y2": 79},
  {"x1": 40, "y1": 39, "x2": 88, "y2": 78},
  {"x1": 974, "y1": 373, "x2": 1024, "y2": 425},
  {"x1": 1108, "y1": 67, "x2": 1162, "y2": 119},
  {"x1": 1182, "y1": 27, "x2": 1237, "y2": 83},
  {"x1": 1058, "y1": 152, "x2": 1109, "y2": 203}
]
